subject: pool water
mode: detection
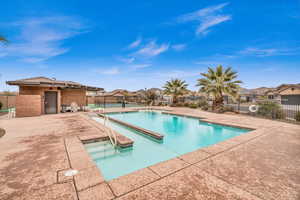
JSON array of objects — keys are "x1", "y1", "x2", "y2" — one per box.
[
  {"x1": 85, "y1": 111, "x2": 250, "y2": 180},
  {"x1": 88, "y1": 103, "x2": 143, "y2": 108}
]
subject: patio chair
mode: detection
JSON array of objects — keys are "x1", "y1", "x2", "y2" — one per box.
[
  {"x1": 70, "y1": 102, "x2": 79, "y2": 112},
  {"x1": 8, "y1": 108, "x2": 16, "y2": 119}
]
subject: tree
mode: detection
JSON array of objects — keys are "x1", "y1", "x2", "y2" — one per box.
[
  {"x1": 144, "y1": 89, "x2": 157, "y2": 105},
  {"x1": 163, "y1": 79, "x2": 188, "y2": 104},
  {"x1": 0, "y1": 35, "x2": 8, "y2": 44},
  {"x1": 196, "y1": 65, "x2": 242, "y2": 112}
]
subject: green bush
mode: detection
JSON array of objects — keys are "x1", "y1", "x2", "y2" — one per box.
[
  {"x1": 157, "y1": 102, "x2": 163, "y2": 106},
  {"x1": 216, "y1": 105, "x2": 234, "y2": 113},
  {"x1": 295, "y1": 112, "x2": 300, "y2": 122},
  {"x1": 257, "y1": 101, "x2": 285, "y2": 119},
  {"x1": 183, "y1": 102, "x2": 190, "y2": 107},
  {"x1": 198, "y1": 100, "x2": 208, "y2": 108},
  {"x1": 275, "y1": 109, "x2": 285, "y2": 119},
  {"x1": 171, "y1": 102, "x2": 184, "y2": 107},
  {"x1": 0, "y1": 102, "x2": 2, "y2": 110},
  {"x1": 223, "y1": 106, "x2": 234, "y2": 112},
  {"x1": 240, "y1": 99, "x2": 248, "y2": 104},
  {"x1": 201, "y1": 105, "x2": 209, "y2": 111},
  {"x1": 188, "y1": 103, "x2": 198, "y2": 109}
]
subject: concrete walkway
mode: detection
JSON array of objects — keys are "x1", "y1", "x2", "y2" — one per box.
[{"x1": 0, "y1": 107, "x2": 299, "y2": 200}]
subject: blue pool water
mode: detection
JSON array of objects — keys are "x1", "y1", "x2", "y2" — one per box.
[
  {"x1": 85, "y1": 111, "x2": 250, "y2": 180},
  {"x1": 88, "y1": 103, "x2": 143, "y2": 108}
]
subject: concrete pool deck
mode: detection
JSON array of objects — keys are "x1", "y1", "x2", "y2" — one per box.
[{"x1": 0, "y1": 107, "x2": 299, "y2": 199}]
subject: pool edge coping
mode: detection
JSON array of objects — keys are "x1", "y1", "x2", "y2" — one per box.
[{"x1": 98, "y1": 113, "x2": 164, "y2": 140}]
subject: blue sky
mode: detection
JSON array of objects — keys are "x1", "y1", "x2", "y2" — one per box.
[{"x1": 0, "y1": 0, "x2": 299, "y2": 91}]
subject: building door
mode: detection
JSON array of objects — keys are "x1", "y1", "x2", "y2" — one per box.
[{"x1": 44, "y1": 91, "x2": 57, "y2": 114}]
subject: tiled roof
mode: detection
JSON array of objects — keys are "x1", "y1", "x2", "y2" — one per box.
[{"x1": 6, "y1": 76, "x2": 103, "y2": 91}]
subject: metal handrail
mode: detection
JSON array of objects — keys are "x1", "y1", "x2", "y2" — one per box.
[{"x1": 103, "y1": 114, "x2": 117, "y2": 148}]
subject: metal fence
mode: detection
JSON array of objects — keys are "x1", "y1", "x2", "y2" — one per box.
[
  {"x1": 87, "y1": 95, "x2": 146, "y2": 108},
  {"x1": 225, "y1": 102, "x2": 300, "y2": 123}
]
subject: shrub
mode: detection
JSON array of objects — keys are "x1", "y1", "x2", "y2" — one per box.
[
  {"x1": 178, "y1": 102, "x2": 185, "y2": 107},
  {"x1": 295, "y1": 111, "x2": 300, "y2": 122},
  {"x1": 201, "y1": 105, "x2": 209, "y2": 111},
  {"x1": 183, "y1": 102, "x2": 190, "y2": 107},
  {"x1": 198, "y1": 100, "x2": 208, "y2": 108},
  {"x1": 188, "y1": 103, "x2": 198, "y2": 109},
  {"x1": 275, "y1": 109, "x2": 285, "y2": 119},
  {"x1": 0, "y1": 102, "x2": 2, "y2": 110},
  {"x1": 170, "y1": 102, "x2": 184, "y2": 107},
  {"x1": 216, "y1": 105, "x2": 234, "y2": 113},
  {"x1": 223, "y1": 106, "x2": 234, "y2": 112},
  {"x1": 157, "y1": 102, "x2": 163, "y2": 106},
  {"x1": 257, "y1": 101, "x2": 284, "y2": 119},
  {"x1": 240, "y1": 99, "x2": 248, "y2": 104}
]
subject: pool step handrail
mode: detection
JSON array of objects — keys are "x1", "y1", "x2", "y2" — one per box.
[{"x1": 103, "y1": 114, "x2": 117, "y2": 148}]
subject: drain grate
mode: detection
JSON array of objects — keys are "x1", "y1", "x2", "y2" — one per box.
[{"x1": 64, "y1": 169, "x2": 78, "y2": 177}]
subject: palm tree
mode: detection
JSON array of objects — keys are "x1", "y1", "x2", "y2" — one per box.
[
  {"x1": 144, "y1": 88, "x2": 157, "y2": 105},
  {"x1": 196, "y1": 65, "x2": 242, "y2": 112},
  {"x1": 0, "y1": 35, "x2": 8, "y2": 44},
  {"x1": 163, "y1": 79, "x2": 188, "y2": 104}
]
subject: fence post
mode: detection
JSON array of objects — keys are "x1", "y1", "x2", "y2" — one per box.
[{"x1": 238, "y1": 96, "x2": 240, "y2": 113}]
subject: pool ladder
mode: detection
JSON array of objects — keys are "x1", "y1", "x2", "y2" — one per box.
[{"x1": 103, "y1": 115, "x2": 118, "y2": 149}]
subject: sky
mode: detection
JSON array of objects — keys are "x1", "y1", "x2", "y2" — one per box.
[{"x1": 0, "y1": 0, "x2": 299, "y2": 92}]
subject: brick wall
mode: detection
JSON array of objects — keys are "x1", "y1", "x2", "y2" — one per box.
[
  {"x1": 87, "y1": 96, "x2": 95, "y2": 104},
  {"x1": 17, "y1": 86, "x2": 87, "y2": 115},
  {"x1": 16, "y1": 95, "x2": 41, "y2": 117},
  {"x1": 61, "y1": 89, "x2": 87, "y2": 106},
  {"x1": 20, "y1": 86, "x2": 61, "y2": 114}
]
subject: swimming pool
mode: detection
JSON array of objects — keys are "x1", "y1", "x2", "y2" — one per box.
[{"x1": 85, "y1": 111, "x2": 250, "y2": 180}]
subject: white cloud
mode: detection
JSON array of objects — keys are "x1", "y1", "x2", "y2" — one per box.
[
  {"x1": 98, "y1": 67, "x2": 120, "y2": 75},
  {"x1": 129, "y1": 64, "x2": 151, "y2": 70},
  {"x1": 239, "y1": 48, "x2": 277, "y2": 57},
  {"x1": 0, "y1": 16, "x2": 87, "y2": 63},
  {"x1": 171, "y1": 44, "x2": 187, "y2": 51},
  {"x1": 20, "y1": 57, "x2": 50, "y2": 63},
  {"x1": 196, "y1": 15, "x2": 231, "y2": 35},
  {"x1": 239, "y1": 47, "x2": 300, "y2": 57},
  {"x1": 156, "y1": 70, "x2": 199, "y2": 79},
  {"x1": 134, "y1": 40, "x2": 169, "y2": 57},
  {"x1": 177, "y1": 3, "x2": 231, "y2": 35},
  {"x1": 128, "y1": 37, "x2": 142, "y2": 49},
  {"x1": 118, "y1": 57, "x2": 135, "y2": 63}
]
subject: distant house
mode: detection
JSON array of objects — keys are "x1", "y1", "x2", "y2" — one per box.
[
  {"x1": 87, "y1": 89, "x2": 139, "y2": 105},
  {"x1": 102, "y1": 89, "x2": 138, "y2": 102},
  {"x1": 7, "y1": 77, "x2": 103, "y2": 117},
  {"x1": 265, "y1": 89, "x2": 281, "y2": 103},
  {"x1": 86, "y1": 90, "x2": 105, "y2": 96},
  {"x1": 238, "y1": 87, "x2": 270, "y2": 103},
  {"x1": 266, "y1": 84, "x2": 300, "y2": 105},
  {"x1": 179, "y1": 91, "x2": 206, "y2": 103}
]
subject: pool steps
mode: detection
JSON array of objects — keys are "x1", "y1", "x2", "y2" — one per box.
[{"x1": 85, "y1": 141, "x2": 120, "y2": 160}]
